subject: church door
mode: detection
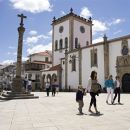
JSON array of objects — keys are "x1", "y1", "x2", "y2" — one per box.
[{"x1": 122, "y1": 73, "x2": 130, "y2": 93}]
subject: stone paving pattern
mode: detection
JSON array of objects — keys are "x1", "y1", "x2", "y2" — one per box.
[{"x1": 0, "y1": 92, "x2": 130, "y2": 130}]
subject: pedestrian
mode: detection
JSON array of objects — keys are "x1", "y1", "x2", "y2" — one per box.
[
  {"x1": 76, "y1": 85, "x2": 85, "y2": 114},
  {"x1": 87, "y1": 71, "x2": 100, "y2": 114},
  {"x1": 113, "y1": 76, "x2": 121, "y2": 104},
  {"x1": 52, "y1": 79, "x2": 57, "y2": 96},
  {"x1": 27, "y1": 79, "x2": 32, "y2": 93},
  {"x1": 45, "y1": 81, "x2": 50, "y2": 96},
  {"x1": 23, "y1": 77, "x2": 28, "y2": 92},
  {"x1": 56, "y1": 84, "x2": 59, "y2": 94},
  {"x1": 105, "y1": 75, "x2": 114, "y2": 104}
]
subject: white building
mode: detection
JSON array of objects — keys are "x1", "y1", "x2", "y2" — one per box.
[
  {"x1": 41, "y1": 9, "x2": 130, "y2": 92},
  {"x1": 24, "y1": 50, "x2": 52, "y2": 90}
]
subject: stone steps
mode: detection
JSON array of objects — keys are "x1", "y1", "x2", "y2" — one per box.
[{"x1": 0, "y1": 91, "x2": 39, "y2": 100}]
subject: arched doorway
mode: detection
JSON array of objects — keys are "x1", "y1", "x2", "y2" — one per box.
[
  {"x1": 122, "y1": 73, "x2": 130, "y2": 93},
  {"x1": 46, "y1": 74, "x2": 52, "y2": 84},
  {"x1": 52, "y1": 73, "x2": 57, "y2": 82}
]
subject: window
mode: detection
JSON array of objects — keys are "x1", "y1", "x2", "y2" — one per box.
[
  {"x1": 65, "y1": 37, "x2": 68, "y2": 49},
  {"x1": 59, "y1": 26, "x2": 64, "y2": 33},
  {"x1": 72, "y1": 56, "x2": 76, "y2": 71},
  {"x1": 75, "y1": 38, "x2": 78, "y2": 48},
  {"x1": 45, "y1": 57, "x2": 48, "y2": 62},
  {"x1": 55, "y1": 40, "x2": 58, "y2": 50},
  {"x1": 35, "y1": 74, "x2": 40, "y2": 81},
  {"x1": 28, "y1": 74, "x2": 32, "y2": 79},
  {"x1": 91, "y1": 48, "x2": 98, "y2": 67},
  {"x1": 80, "y1": 26, "x2": 85, "y2": 33},
  {"x1": 59, "y1": 39, "x2": 63, "y2": 49}
]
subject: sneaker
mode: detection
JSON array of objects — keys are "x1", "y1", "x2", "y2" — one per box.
[
  {"x1": 80, "y1": 112, "x2": 84, "y2": 115},
  {"x1": 96, "y1": 111, "x2": 100, "y2": 114},
  {"x1": 88, "y1": 109, "x2": 93, "y2": 113},
  {"x1": 111, "y1": 101, "x2": 114, "y2": 104}
]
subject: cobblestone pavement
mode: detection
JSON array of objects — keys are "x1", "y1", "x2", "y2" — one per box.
[{"x1": 0, "y1": 92, "x2": 130, "y2": 130}]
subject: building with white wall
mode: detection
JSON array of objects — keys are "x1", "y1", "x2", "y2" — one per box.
[
  {"x1": 41, "y1": 9, "x2": 130, "y2": 92},
  {"x1": 24, "y1": 50, "x2": 52, "y2": 90}
]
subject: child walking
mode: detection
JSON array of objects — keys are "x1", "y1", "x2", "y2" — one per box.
[{"x1": 76, "y1": 85, "x2": 85, "y2": 115}]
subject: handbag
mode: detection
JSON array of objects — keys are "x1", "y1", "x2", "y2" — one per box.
[{"x1": 91, "y1": 80, "x2": 100, "y2": 93}]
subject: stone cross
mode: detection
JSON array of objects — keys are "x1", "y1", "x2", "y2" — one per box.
[{"x1": 17, "y1": 14, "x2": 27, "y2": 27}]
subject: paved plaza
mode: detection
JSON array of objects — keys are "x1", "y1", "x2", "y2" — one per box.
[{"x1": 0, "y1": 92, "x2": 130, "y2": 130}]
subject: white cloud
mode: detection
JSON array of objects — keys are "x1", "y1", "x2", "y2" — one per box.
[
  {"x1": 22, "y1": 57, "x2": 29, "y2": 61},
  {"x1": 26, "y1": 34, "x2": 50, "y2": 44},
  {"x1": 7, "y1": 52, "x2": 17, "y2": 55},
  {"x1": 27, "y1": 43, "x2": 52, "y2": 54},
  {"x1": 113, "y1": 30, "x2": 122, "y2": 35},
  {"x1": 48, "y1": 30, "x2": 52, "y2": 36},
  {"x1": 93, "y1": 20, "x2": 108, "y2": 35},
  {"x1": 107, "y1": 18, "x2": 125, "y2": 26},
  {"x1": 1, "y1": 60, "x2": 14, "y2": 65},
  {"x1": 80, "y1": 7, "x2": 92, "y2": 19},
  {"x1": 61, "y1": 11, "x2": 66, "y2": 15},
  {"x1": 93, "y1": 37, "x2": 103, "y2": 44},
  {"x1": 8, "y1": 46, "x2": 16, "y2": 49},
  {"x1": 10, "y1": 0, "x2": 53, "y2": 13},
  {"x1": 29, "y1": 30, "x2": 37, "y2": 35}
]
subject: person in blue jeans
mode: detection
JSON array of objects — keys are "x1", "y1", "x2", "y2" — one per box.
[{"x1": 105, "y1": 75, "x2": 114, "y2": 104}]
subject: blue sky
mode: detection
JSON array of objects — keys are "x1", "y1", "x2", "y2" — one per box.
[{"x1": 0, "y1": 0, "x2": 130, "y2": 65}]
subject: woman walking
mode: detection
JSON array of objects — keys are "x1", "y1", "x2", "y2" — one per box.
[
  {"x1": 113, "y1": 76, "x2": 121, "y2": 104},
  {"x1": 105, "y1": 75, "x2": 114, "y2": 104},
  {"x1": 87, "y1": 71, "x2": 100, "y2": 114}
]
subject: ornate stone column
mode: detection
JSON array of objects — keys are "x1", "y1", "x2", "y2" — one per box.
[
  {"x1": 12, "y1": 14, "x2": 26, "y2": 92},
  {"x1": 103, "y1": 34, "x2": 109, "y2": 80}
]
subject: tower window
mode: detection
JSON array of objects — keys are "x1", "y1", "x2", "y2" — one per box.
[
  {"x1": 59, "y1": 39, "x2": 63, "y2": 49},
  {"x1": 91, "y1": 48, "x2": 98, "y2": 67},
  {"x1": 65, "y1": 37, "x2": 68, "y2": 49},
  {"x1": 72, "y1": 56, "x2": 76, "y2": 71},
  {"x1": 75, "y1": 38, "x2": 78, "y2": 49},
  {"x1": 55, "y1": 40, "x2": 58, "y2": 50}
]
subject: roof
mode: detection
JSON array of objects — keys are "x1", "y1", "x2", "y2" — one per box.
[
  {"x1": 26, "y1": 60, "x2": 52, "y2": 65},
  {"x1": 29, "y1": 50, "x2": 52, "y2": 57},
  {"x1": 52, "y1": 8, "x2": 92, "y2": 25},
  {"x1": 43, "y1": 64, "x2": 62, "y2": 72}
]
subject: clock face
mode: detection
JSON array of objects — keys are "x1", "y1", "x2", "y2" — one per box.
[
  {"x1": 80, "y1": 26, "x2": 85, "y2": 33},
  {"x1": 122, "y1": 46, "x2": 129, "y2": 55},
  {"x1": 59, "y1": 26, "x2": 64, "y2": 33}
]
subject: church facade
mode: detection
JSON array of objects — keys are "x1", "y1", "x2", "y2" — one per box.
[{"x1": 41, "y1": 9, "x2": 130, "y2": 92}]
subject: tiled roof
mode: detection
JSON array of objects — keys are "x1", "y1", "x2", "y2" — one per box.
[
  {"x1": 29, "y1": 50, "x2": 52, "y2": 57},
  {"x1": 26, "y1": 61, "x2": 52, "y2": 65},
  {"x1": 44, "y1": 64, "x2": 62, "y2": 71},
  {"x1": 32, "y1": 61, "x2": 52, "y2": 64}
]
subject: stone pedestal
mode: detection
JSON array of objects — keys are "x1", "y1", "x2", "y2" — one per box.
[{"x1": 12, "y1": 76, "x2": 23, "y2": 92}]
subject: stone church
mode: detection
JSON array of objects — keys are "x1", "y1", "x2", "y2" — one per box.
[{"x1": 41, "y1": 9, "x2": 130, "y2": 92}]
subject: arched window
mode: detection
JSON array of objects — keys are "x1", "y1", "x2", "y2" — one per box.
[
  {"x1": 75, "y1": 38, "x2": 78, "y2": 48},
  {"x1": 55, "y1": 40, "x2": 58, "y2": 50},
  {"x1": 65, "y1": 37, "x2": 68, "y2": 49},
  {"x1": 59, "y1": 39, "x2": 63, "y2": 49},
  {"x1": 72, "y1": 56, "x2": 76, "y2": 71}
]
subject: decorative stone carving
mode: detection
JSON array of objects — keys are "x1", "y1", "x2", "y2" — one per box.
[
  {"x1": 116, "y1": 55, "x2": 130, "y2": 84},
  {"x1": 121, "y1": 39, "x2": 129, "y2": 56}
]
